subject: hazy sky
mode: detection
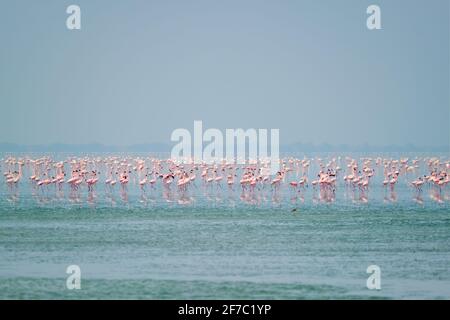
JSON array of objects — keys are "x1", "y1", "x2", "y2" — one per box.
[{"x1": 0, "y1": 0, "x2": 449, "y2": 147}]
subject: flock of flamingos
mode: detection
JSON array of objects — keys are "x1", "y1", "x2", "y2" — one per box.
[{"x1": 1, "y1": 155, "x2": 449, "y2": 205}]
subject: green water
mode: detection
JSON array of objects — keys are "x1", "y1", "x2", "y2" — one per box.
[{"x1": 1, "y1": 205, "x2": 449, "y2": 299}]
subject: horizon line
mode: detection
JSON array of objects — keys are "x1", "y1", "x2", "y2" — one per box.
[{"x1": 0, "y1": 142, "x2": 448, "y2": 153}]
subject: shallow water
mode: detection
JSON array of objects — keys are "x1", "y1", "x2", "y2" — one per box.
[{"x1": 0, "y1": 153, "x2": 449, "y2": 299}]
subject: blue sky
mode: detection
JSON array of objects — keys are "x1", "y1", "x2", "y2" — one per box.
[{"x1": 0, "y1": 0, "x2": 448, "y2": 148}]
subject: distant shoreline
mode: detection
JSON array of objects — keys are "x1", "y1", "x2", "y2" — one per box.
[{"x1": 0, "y1": 143, "x2": 448, "y2": 153}]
